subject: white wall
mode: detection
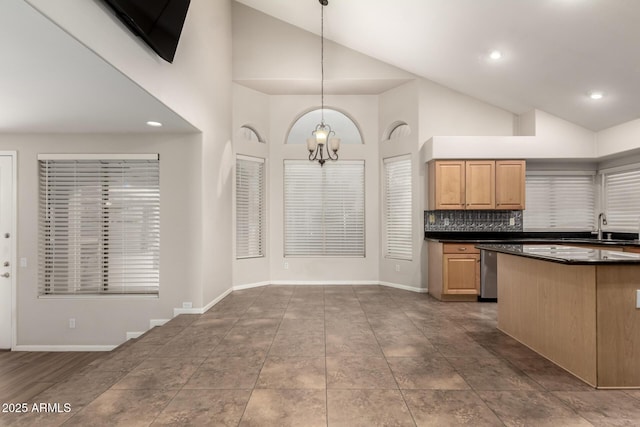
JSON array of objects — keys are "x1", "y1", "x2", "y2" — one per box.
[
  {"x1": 268, "y1": 95, "x2": 380, "y2": 284},
  {"x1": 231, "y1": 2, "x2": 415, "y2": 89},
  {"x1": 378, "y1": 81, "x2": 423, "y2": 290},
  {"x1": 232, "y1": 84, "x2": 270, "y2": 287},
  {"x1": 0, "y1": 133, "x2": 201, "y2": 347},
  {"x1": 14, "y1": 0, "x2": 233, "y2": 347},
  {"x1": 418, "y1": 79, "x2": 516, "y2": 145},
  {"x1": 596, "y1": 118, "x2": 640, "y2": 159}
]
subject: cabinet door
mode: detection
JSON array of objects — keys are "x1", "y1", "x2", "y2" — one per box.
[
  {"x1": 465, "y1": 161, "x2": 495, "y2": 210},
  {"x1": 496, "y1": 160, "x2": 526, "y2": 209},
  {"x1": 443, "y1": 254, "x2": 480, "y2": 295},
  {"x1": 433, "y1": 160, "x2": 465, "y2": 210}
]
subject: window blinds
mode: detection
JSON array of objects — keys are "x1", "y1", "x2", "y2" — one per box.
[
  {"x1": 384, "y1": 156, "x2": 412, "y2": 260},
  {"x1": 38, "y1": 156, "x2": 160, "y2": 295},
  {"x1": 524, "y1": 173, "x2": 595, "y2": 230},
  {"x1": 284, "y1": 160, "x2": 365, "y2": 257},
  {"x1": 603, "y1": 167, "x2": 640, "y2": 231},
  {"x1": 236, "y1": 156, "x2": 265, "y2": 259}
]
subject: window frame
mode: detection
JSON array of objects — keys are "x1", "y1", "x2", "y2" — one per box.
[
  {"x1": 523, "y1": 170, "x2": 596, "y2": 231},
  {"x1": 236, "y1": 155, "x2": 266, "y2": 259},
  {"x1": 383, "y1": 154, "x2": 413, "y2": 261},
  {"x1": 38, "y1": 154, "x2": 160, "y2": 297},
  {"x1": 600, "y1": 163, "x2": 640, "y2": 232},
  {"x1": 283, "y1": 159, "x2": 365, "y2": 258}
]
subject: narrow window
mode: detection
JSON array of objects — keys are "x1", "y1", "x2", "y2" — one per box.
[
  {"x1": 384, "y1": 155, "x2": 412, "y2": 260},
  {"x1": 236, "y1": 155, "x2": 265, "y2": 258},
  {"x1": 602, "y1": 166, "x2": 640, "y2": 231}
]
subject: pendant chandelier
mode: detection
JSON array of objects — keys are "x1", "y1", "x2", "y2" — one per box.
[{"x1": 307, "y1": 0, "x2": 340, "y2": 167}]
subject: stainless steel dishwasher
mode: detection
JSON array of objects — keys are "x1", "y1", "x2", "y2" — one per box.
[{"x1": 479, "y1": 249, "x2": 498, "y2": 301}]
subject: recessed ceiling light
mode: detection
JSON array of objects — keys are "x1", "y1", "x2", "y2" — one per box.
[
  {"x1": 146, "y1": 121, "x2": 163, "y2": 127},
  {"x1": 489, "y1": 50, "x2": 503, "y2": 60},
  {"x1": 588, "y1": 91, "x2": 604, "y2": 100}
]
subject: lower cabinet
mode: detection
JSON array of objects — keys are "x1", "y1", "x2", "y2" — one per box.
[{"x1": 428, "y1": 241, "x2": 480, "y2": 301}]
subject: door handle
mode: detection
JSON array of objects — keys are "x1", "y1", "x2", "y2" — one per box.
[{"x1": 1, "y1": 272, "x2": 9, "y2": 278}]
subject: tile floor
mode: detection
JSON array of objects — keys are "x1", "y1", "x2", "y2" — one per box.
[{"x1": 2, "y1": 285, "x2": 640, "y2": 426}]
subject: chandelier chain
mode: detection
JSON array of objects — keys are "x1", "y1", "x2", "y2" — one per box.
[{"x1": 320, "y1": 1, "x2": 325, "y2": 123}]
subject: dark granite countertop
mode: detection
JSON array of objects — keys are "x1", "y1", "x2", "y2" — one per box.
[
  {"x1": 475, "y1": 243, "x2": 640, "y2": 265},
  {"x1": 424, "y1": 231, "x2": 640, "y2": 248}
]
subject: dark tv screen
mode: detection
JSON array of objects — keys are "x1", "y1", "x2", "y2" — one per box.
[{"x1": 101, "y1": 0, "x2": 191, "y2": 63}]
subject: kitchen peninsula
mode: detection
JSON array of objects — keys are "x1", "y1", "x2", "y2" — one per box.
[{"x1": 477, "y1": 244, "x2": 640, "y2": 389}]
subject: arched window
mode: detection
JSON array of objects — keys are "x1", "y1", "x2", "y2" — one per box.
[
  {"x1": 240, "y1": 125, "x2": 265, "y2": 143},
  {"x1": 286, "y1": 108, "x2": 363, "y2": 145},
  {"x1": 385, "y1": 121, "x2": 411, "y2": 141}
]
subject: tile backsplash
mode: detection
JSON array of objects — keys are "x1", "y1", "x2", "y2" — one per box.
[{"x1": 425, "y1": 210, "x2": 523, "y2": 232}]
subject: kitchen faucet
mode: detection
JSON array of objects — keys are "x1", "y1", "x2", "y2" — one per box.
[{"x1": 596, "y1": 212, "x2": 607, "y2": 240}]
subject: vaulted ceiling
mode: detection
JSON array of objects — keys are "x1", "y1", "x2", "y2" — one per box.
[
  {"x1": 2, "y1": 0, "x2": 639, "y2": 134},
  {"x1": 236, "y1": 0, "x2": 640, "y2": 131}
]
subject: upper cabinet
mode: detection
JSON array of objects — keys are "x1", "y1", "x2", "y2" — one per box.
[
  {"x1": 428, "y1": 159, "x2": 525, "y2": 210},
  {"x1": 465, "y1": 160, "x2": 495, "y2": 210},
  {"x1": 495, "y1": 160, "x2": 526, "y2": 210},
  {"x1": 430, "y1": 160, "x2": 466, "y2": 209}
]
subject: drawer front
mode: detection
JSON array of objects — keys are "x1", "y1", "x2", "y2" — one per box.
[{"x1": 443, "y1": 243, "x2": 480, "y2": 254}]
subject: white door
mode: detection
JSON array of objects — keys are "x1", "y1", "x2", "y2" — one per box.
[{"x1": 0, "y1": 156, "x2": 14, "y2": 349}]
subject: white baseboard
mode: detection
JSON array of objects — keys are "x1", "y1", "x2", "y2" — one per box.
[
  {"x1": 202, "y1": 287, "x2": 233, "y2": 312},
  {"x1": 269, "y1": 280, "x2": 380, "y2": 286},
  {"x1": 379, "y1": 281, "x2": 428, "y2": 293},
  {"x1": 149, "y1": 319, "x2": 170, "y2": 328},
  {"x1": 232, "y1": 280, "x2": 425, "y2": 293},
  {"x1": 172, "y1": 287, "x2": 234, "y2": 317},
  {"x1": 233, "y1": 281, "x2": 270, "y2": 291},
  {"x1": 126, "y1": 331, "x2": 144, "y2": 340},
  {"x1": 13, "y1": 345, "x2": 116, "y2": 352}
]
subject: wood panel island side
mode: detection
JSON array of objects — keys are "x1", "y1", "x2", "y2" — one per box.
[{"x1": 477, "y1": 244, "x2": 640, "y2": 389}]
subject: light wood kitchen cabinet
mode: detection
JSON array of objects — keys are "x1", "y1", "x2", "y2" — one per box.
[
  {"x1": 428, "y1": 159, "x2": 525, "y2": 210},
  {"x1": 465, "y1": 160, "x2": 495, "y2": 209},
  {"x1": 495, "y1": 160, "x2": 526, "y2": 209},
  {"x1": 430, "y1": 160, "x2": 466, "y2": 209},
  {"x1": 428, "y1": 241, "x2": 480, "y2": 301}
]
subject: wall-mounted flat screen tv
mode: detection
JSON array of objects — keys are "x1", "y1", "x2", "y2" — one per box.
[{"x1": 101, "y1": 0, "x2": 191, "y2": 63}]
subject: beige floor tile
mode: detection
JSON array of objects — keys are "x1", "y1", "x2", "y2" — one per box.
[
  {"x1": 327, "y1": 389, "x2": 414, "y2": 427},
  {"x1": 387, "y1": 357, "x2": 470, "y2": 390},
  {"x1": 553, "y1": 390, "x2": 640, "y2": 426},
  {"x1": 479, "y1": 390, "x2": 593, "y2": 426},
  {"x1": 183, "y1": 356, "x2": 263, "y2": 389},
  {"x1": 63, "y1": 389, "x2": 177, "y2": 427},
  {"x1": 403, "y1": 389, "x2": 503, "y2": 426},
  {"x1": 239, "y1": 389, "x2": 326, "y2": 427},
  {"x1": 151, "y1": 389, "x2": 251, "y2": 426},
  {"x1": 256, "y1": 356, "x2": 325, "y2": 389},
  {"x1": 326, "y1": 356, "x2": 397, "y2": 389},
  {"x1": 269, "y1": 333, "x2": 325, "y2": 357}
]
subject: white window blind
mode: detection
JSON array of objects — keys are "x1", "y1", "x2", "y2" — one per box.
[
  {"x1": 524, "y1": 173, "x2": 595, "y2": 230},
  {"x1": 284, "y1": 160, "x2": 365, "y2": 257},
  {"x1": 39, "y1": 156, "x2": 160, "y2": 295},
  {"x1": 384, "y1": 156, "x2": 412, "y2": 260},
  {"x1": 603, "y1": 167, "x2": 640, "y2": 231},
  {"x1": 236, "y1": 156, "x2": 265, "y2": 259}
]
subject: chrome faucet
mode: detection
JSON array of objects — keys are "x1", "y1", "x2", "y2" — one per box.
[{"x1": 597, "y1": 212, "x2": 607, "y2": 240}]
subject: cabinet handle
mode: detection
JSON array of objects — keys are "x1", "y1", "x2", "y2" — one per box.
[{"x1": 459, "y1": 247, "x2": 467, "y2": 251}]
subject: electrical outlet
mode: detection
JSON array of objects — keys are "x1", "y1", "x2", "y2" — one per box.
[
  {"x1": 68, "y1": 318, "x2": 76, "y2": 329},
  {"x1": 182, "y1": 302, "x2": 192, "y2": 309},
  {"x1": 509, "y1": 217, "x2": 515, "y2": 226},
  {"x1": 395, "y1": 264, "x2": 400, "y2": 272},
  {"x1": 284, "y1": 262, "x2": 289, "y2": 269},
  {"x1": 444, "y1": 218, "x2": 450, "y2": 226},
  {"x1": 636, "y1": 290, "x2": 640, "y2": 309}
]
